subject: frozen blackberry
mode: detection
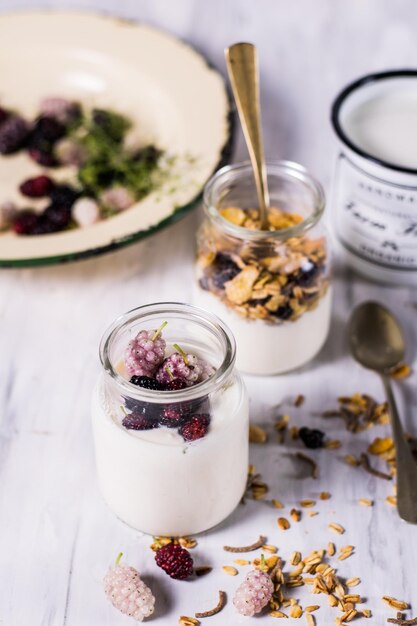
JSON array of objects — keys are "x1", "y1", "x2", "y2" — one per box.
[
  {"x1": 30, "y1": 215, "x2": 59, "y2": 235},
  {"x1": 125, "y1": 323, "x2": 167, "y2": 378},
  {"x1": 122, "y1": 412, "x2": 159, "y2": 431},
  {"x1": 43, "y1": 204, "x2": 72, "y2": 230},
  {"x1": 20, "y1": 175, "x2": 54, "y2": 198},
  {"x1": 49, "y1": 184, "x2": 79, "y2": 209},
  {"x1": 179, "y1": 413, "x2": 210, "y2": 442},
  {"x1": 130, "y1": 376, "x2": 163, "y2": 391},
  {"x1": 32, "y1": 116, "x2": 66, "y2": 143},
  {"x1": 299, "y1": 426, "x2": 325, "y2": 449},
  {"x1": 0, "y1": 116, "x2": 30, "y2": 154},
  {"x1": 155, "y1": 543, "x2": 193, "y2": 580}
]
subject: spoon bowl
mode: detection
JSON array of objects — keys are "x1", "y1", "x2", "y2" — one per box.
[
  {"x1": 349, "y1": 301, "x2": 405, "y2": 372},
  {"x1": 349, "y1": 300, "x2": 417, "y2": 524}
]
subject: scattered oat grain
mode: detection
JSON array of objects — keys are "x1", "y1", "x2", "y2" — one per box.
[
  {"x1": 328, "y1": 522, "x2": 345, "y2": 534},
  {"x1": 277, "y1": 517, "x2": 290, "y2": 530},
  {"x1": 249, "y1": 424, "x2": 268, "y2": 443},
  {"x1": 306, "y1": 613, "x2": 315, "y2": 626},
  {"x1": 300, "y1": 499, "x2": 316, "y2": 508},
  {"x1": 320, "y1": 491, "x2": 331, "y2": 500},
  {"x1": 358, "y1": 498, "x2": 373, "y2": 507},
  {"x1": 222, "y1": 566, "x2": 238, "y2": 576}
]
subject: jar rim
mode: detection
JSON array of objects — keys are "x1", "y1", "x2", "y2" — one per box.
[
  {"x1": 203, "y1": 159, "x2": 326, "y2": 241},
  {"x1": 99, "y1": 302, "x2": 236, "y2": 401},
  {"x1": 331, "y1": 69, "x2": 417, "y2": 175}
]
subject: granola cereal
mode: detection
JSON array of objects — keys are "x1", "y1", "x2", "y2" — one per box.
[{"x1": 196, "y1": 206, "x2": 329, "y2": 324}]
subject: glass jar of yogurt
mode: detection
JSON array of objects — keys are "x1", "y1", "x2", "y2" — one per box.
[
  {"x1": 92, "y1": 302, "x2": 248, "y2": 537},
  {"x1": 194, "y1": 161, "x2": 331, "y2": 375}
]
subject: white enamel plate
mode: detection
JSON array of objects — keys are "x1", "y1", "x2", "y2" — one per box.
[{"x1": 0, "y1": 11, "x2": 232, "y2": 266}]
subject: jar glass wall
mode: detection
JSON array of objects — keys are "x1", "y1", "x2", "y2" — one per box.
[
  {"x1": 92, "y1": 302, "x2": 248, "y2": 536},
  {"x1": 194, "y1": 161, "x2": 331, "y2": 375}
]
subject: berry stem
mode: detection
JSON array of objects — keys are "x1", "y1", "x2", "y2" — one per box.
[
  {"x1": 152, "y1": 321, "x2": 168, "y2": 341},
  {"x1": 166, "y1": 367, "x2": 174, "y2": 380},
  {"x1": 115, "y1": 552, "x2": 123, "y2": 566},
  {"x1": 173, "y1": 343, "x2": 189, "y2": 365},
  {"x1": 260, "y1": 554, "x2": 266, "y2": 571}
]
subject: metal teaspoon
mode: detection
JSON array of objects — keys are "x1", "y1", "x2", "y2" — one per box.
[{"x1": 349, "y1": 300, "x2": 417, "y2": 523}]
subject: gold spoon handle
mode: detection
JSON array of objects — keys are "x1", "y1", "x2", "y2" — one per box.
[
  {"x1": 381, "y1": 374, "x2": 417, "y2": 524},
  {"x1": 225, "y1": 42, "x2": 269, "y2": 230}
]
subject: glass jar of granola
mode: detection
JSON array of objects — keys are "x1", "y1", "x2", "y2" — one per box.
[
  {"x1": 92, "y1": 302, "x2": 248, "y2": 536},
  {"x1": 194, "y1": 161, "x2": 331, "y2": 375}
]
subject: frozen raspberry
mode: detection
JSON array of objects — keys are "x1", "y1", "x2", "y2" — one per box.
[
  {"x1": 179, "y1": 413, "x2": 210, "y2": 442},
  {"x1": 299, "y1": 427, "x2": 325, "y2": 449},
  {"x1": 104, "y1": 553, "x2": 155, "y2": 621},
  {"x1": 130, "y1": 376, "x2": 163, "y2": 391},
  {"x1": 72, "y1": 197, "x2": 100, "y2": 227},
  {"x1": 0, "y1": 116, "x2": 30, "y2": 154},
  {"x1": 11, "y1": 210, "x2": 39, "y2": 235},
  {"x1": 39, "y1": 97, "x2": 81, "y2": 124},
  {"x1": 233, "y1": 568, "x2": 274, "y2": 616},
  {"x1": 155, "y1": 543, "x2": 193, "y2": 580},
  {"x1": 156, "y1": 349, "x2": 216, "y2": 387},
  {"x1": 20, "y1": 175, "x2": 54, "y2": 198},
  {"x1": 122, "y1": 412, "x2": 159, "y2": 431},
  {"x1": 125, "y1": 324, "x2": 167, "y2": 378},
  {"x1": 100, "y1": 186, "x2": 135, "y2": 211}
]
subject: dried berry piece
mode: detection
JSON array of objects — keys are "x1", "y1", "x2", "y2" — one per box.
[{"x1": 299, "y1": 427, "x2": 325, "y2": 449}]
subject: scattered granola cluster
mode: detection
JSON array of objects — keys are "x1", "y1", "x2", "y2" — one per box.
[{"x1": 197, "y1": 206, "x2": 329, "y2": 323}]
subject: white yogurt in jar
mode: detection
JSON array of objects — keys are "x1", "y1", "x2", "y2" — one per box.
[
  {"x1": 194, "y1": 286, "x2": 331, "y2": 375},
  {"x1": 92, "y1": 374, "x2": 248, "y2": 536},
  {"x1": 331, "y1": 71, "x2": 417, "y2": 286}
]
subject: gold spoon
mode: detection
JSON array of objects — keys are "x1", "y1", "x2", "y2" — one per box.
[
  {"x1": 225, "y1": 42, "x2": 269, "y2": 230},
  {"x1": 349, "y1": 301, "x2": 417, "y2": 523}
]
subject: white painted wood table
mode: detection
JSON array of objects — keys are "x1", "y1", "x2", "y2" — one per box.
[{"x1": 1, "y1": 1, "x2": 417, "y2": 624}]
